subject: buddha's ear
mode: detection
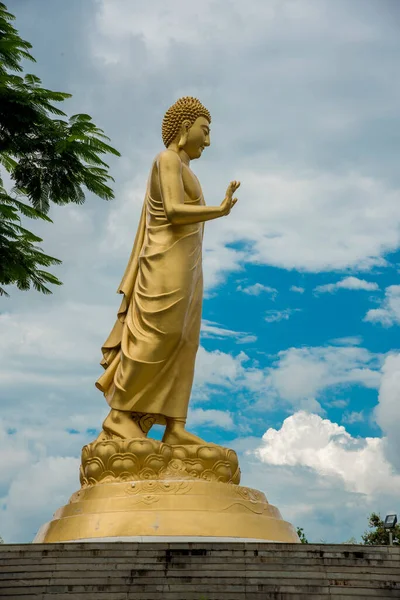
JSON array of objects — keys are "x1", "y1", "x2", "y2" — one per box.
[{"x1": 178, "y1": 120, "x2": 191, "y2": 149}]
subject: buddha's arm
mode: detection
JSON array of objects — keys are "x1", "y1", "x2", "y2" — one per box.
[{"x1": 158, "y1": 151, "x2": 235, "y2": 226}]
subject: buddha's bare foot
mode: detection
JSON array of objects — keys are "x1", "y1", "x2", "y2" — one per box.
[
  {"x1": 99, "y1": 409, "x2": 147, "y2": 440},
  {"x1": 162, "y1": 420, "x2": 208, "y2": 445}
]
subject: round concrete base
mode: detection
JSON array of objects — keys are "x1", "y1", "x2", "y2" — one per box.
[{"x1": 34, "y1": 479, "x2": 299, "y2": 544}]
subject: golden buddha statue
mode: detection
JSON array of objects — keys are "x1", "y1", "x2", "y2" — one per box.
[
  {"x1": 95, "y1": 97, "x2": 240, "y2": 445},
  {"x1": 34, "y1": 98, "x2": 299, "y2": 544}
]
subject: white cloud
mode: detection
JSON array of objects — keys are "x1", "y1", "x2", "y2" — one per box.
[
  {"x1": 194, "y1": 347, "x2": 250, "y2": 389},
  {"x1": 194, "y1": 343, "x2": 382, "y2": 416},
  {"x1": 314, "y1": 276, "x2": 379, "y2": 294},
  {"x1": 328, "y1": 399, "x2": 349, "y2": 409},
  {"x1": 193, "y1": 347, "x2": 261, "y2": 401},
  {"x1": 88, "y1": 1, "x2": 400, "y2": 280},
  {"x1": 264, "y1": 345, "x2": 381, "y2": 412},
  {"x1": 364, "y1": 285, "x2": 400, "y2": 327},
  {"x1": 0, "y1": 304, "x2": 111, "y2": 365},
  {"x1": 92, "y1": 0, "x2": 383, "y2": 67},
  {"x1": 202, "y1": 239, "x2": 245, "y2": 291},
  {"x1": 201, "y1": 320, "x2": 257, "y2": 344},
  {"x1": 0, "y1": 456, "x2": 79, "y2": 543},
  {"x1": 342, "y1": 410, "x2": 365, "y2": 425},
  {"x1": 290, "y1": 286, "x2": 305, "y2": 294},
  {"x1": 194, "y1": 341, "x2": 384, "y2": 415},
  {"x1": 0, "y1": 302, "x2": 115, "y2": 402},
  {"x1": 375, "y1": 353, "x2": 400, "y2": 471},
  {"x1": 93, "y1": 0, "x2": 339, "y2": 61},
  {"x1": 236, "y1": 409, "x2": 400, "y2": 543},
  {"x1": 188, "y1": 408, "x2": 235, "y2": 430},
  {"x1": 0, "y1": 415, "x2": 84, "y2": 543},
  {"x1": 215, "y1": 170, "x2": 399, "y2": 275},
  {"x1": 239, "y1": 452, "x2": 376, "y2": 544},
  {"x1": 237, "y1": 283, "x2": 278, "y2": 298},
  {"x1": 330, "y1": 336, "x2": 363, "y2": 346},
  {"x1": 235, "y1": 335, "x2": 258, "y2": 345},
  {"x1": 102, "y1": 177, "x2": 147, "y2": 256},
  {"x1": 265, "y1": 308, "x2": 301, "y2": 323},
  {"x1": 0, "y1": 424, "x2": 31, "y2": 494},
  {"x1": 256, "y1": 411, "x2": 400, "y2": 496}
]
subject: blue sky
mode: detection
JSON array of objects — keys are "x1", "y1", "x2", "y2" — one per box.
[{"x1": 1, "y1": 0, "x2": 400, "y2": 544}]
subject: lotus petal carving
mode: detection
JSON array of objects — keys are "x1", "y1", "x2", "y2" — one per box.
[{"x1": 80, "y1": 438, "x2": 240, "y2": 486}]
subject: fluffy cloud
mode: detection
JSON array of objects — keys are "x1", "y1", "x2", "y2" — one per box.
[
  {"x1": 239, "y1": 453, "x2": 374, "y2": 544},
  {"x1": 0, "y1": 424, "x2": 31, "y2": 496},
  {"x1": 225, "y1": 171, "x2": 397, "y2": 273},
  {"x1": 375, "y1": 353, "x2": 400, "y2": 471},
  {"x1": 364, "y1": 285, "x2": 400, "y2": 326},
  {"x1": 195, "y1": 343, "x2": 383, "y2": 416},
  {"x1": 0, "y1": 455, "x2": 79, "y2": 543},
  {"x1": 240, "y1": 410, "x2": 400, "y2": 542},
  {"x1": 330, "y1": 336, "x2": 363, "y2": 346},
  {"x1": 290, "y1": 286, "x2": 305, "y2": 294},
  {"x1": 84, "y1": 0, "x2": 400, "y2": 281},
  {"x1": 0, "y1": 415, "x2": 83, "y2": 543},
  {"x1": 188, "y1": 408, "x2": 235, "y2": 430},
  {"x1": 9, "y1": 0, "x2": 399, "y2": 295},
  {"x1": 201, "y1": 320, "x2": 257, "y2": 344},
  {"x1": 0, "y1": 338, "x2": 392, "y2": 543},
  {"x1": 0, "y1": 303, "x2": 111, "y2": 367},
  {"x1": 237, "y1": 283, "x2": 278, "y2": 298},
  {"x1": 192, "y1": 347, "x2": 260, "y2": 401},
  {"x1": 314, "y1": 276, "x2": 379, "y2": 294},
  {"x1": 256, "y1": 411, "x2": 400, "y2": 496},
  {"x1": 265, "y1": 308, "x2": 301, "y2": 323},
  {"x1": 264, "y1": 345, "x2": 381, "y2": 412},
  {"x1": 342, "y1": 410, "x2": 365, "y2": 425},
  {"x1": 8, "y1": 0, "x2": 400, "y2": 294},
  {"x1": 194, "y1": 341, "x2": 384, "y2": 415}
]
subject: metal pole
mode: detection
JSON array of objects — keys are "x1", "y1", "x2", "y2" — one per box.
[{"x1": 389, "y1": 531, "x2": 393, "y2": 546}]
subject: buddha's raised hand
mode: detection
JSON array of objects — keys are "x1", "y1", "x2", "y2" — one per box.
[{"x1": 220, "y1": 180, "x2": 240, "y2": 216}]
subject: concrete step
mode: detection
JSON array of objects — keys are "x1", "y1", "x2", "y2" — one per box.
[{"x1": 0, "y1": 543, "x2": 399, "y2": 599}]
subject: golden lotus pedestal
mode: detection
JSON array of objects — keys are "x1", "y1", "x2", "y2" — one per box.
[{"x1": 34, "y1": 439, "x2": 299, "y2": 543}]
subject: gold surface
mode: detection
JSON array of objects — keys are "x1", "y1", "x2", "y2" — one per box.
[
  {"x1": 94, "y1": 96, "x2": 240, "y2": 443},
  {"x1": 80, "y1": 439, "x2": 240, "y2": 486},
  {"x1": 35, "y1": 439, "x2": 298, "y2": 543},
  {"x1": 34, "y1": 479, "x2": 298, "y2": 543},
  {"x1": 34, "y1": 98, "x2": 299, "y2": 544}
]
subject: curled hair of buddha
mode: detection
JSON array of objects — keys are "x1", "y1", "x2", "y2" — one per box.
[{"x1": 162, "y1": 97, "x2": 211, "y2": 148}]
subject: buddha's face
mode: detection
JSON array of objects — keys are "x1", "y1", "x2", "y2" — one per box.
[{"x1": 182, "y1": 116, "x2": 210, "y2": 160}]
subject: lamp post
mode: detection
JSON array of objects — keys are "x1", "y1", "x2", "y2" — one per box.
[{"x1": 384, "y1": 514, "x2": 397, "y2": 546}]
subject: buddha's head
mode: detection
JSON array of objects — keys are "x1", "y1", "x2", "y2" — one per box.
[{"x1": 162, "y1": 96, "x2": 211, "y2": 160}]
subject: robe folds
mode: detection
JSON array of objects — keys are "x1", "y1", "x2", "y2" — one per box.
[{"x1": 95, "y1": 184, "x2": 204, "y2": 422}]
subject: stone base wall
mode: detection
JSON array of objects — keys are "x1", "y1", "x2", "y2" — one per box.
[{"x1": 1, "y1": 542, "x2": 399, "y2": 599}]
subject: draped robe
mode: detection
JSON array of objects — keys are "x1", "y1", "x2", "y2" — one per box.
[{"x1": 96, "y1": 163, "x2": 204, "y2": 423}]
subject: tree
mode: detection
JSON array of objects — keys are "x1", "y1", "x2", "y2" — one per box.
[
  {"x1": 0, "y1": 2, "x2": 120, "y2": 296},
  {"x1": 0, "y1": 188, "x2": 62, "y2": 295},
  {"x1": 362, "y1": 513, "x2": 400, "y2": 546},
  {"x1": 343, "y1": 536, "x2": 358, "y2": 544},
  {"x1": 296, "y1": 527, "x2": 309, "y2": 544}
]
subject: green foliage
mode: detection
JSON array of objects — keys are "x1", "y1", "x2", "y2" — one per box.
[
  {"x1": 296, "y1": 527, "x2": 309, "y2": 544},
  {"x1": 0, "y1": 2, "x2": 120, "y2": 296},
  {"x1": 0, "y1": 2, "x2": 34, "y2": 72},
  {"x1": 0, "y1": 178, "x2": 62, "y2": 296},
  {"x1": 362, "y1": 513, "x2": 400, "y2": 546},
  {"x1": 343, "y1": 536, "x2": 358, "y2": 544}
]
